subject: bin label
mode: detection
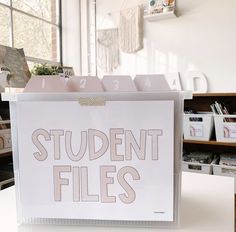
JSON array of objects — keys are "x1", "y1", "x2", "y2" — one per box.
[
  {"x1": 224, "y1": 125, "x2": 236, "y2": 138},
  {"x1": 16, "y1": 100, "x2": 174, "y2": 222},
  {"x1": 190, "y1": 124, "x2": 204, "y2": 137}
]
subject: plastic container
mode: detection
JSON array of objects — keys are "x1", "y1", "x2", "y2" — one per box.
[
  {"x1": 1, "y1": 76, "x2": 190, "y2": 228},
  {"x1": 182, "y1": 161, "x2": 212, "y2": 174},
  {"x1": 183, "y1": 113, "x2": 214, "y2": 141},
  {"x1": 213, "y1": 164, "x2": 236, "y2": 177},
  {"x1": 182, "y1": 157, "x2": 217, "y2": 175},
  {"x1": 214, "y1": 114, "x2": 236, "y2": 142}
]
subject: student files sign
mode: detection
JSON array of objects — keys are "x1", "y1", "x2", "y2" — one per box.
[{"x1": 17, "y1": 100, "x2": 174, "y2": 221}]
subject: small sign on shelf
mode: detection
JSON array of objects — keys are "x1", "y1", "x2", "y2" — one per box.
[
  {"x1": 144, "y1": 0, "x2": 176, "y2": 21},
  {"x1": 144, "y1": 10, "x2": 176, "y2": 21}
]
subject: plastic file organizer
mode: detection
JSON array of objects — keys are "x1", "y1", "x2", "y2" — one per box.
[{"x1": 2, "y1": 75, "x2": 190, "y2": 228}]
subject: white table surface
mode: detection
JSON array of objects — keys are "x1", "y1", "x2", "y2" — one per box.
[{"x1": 0, "y1": 172, "x2": 234, "y2": 232}]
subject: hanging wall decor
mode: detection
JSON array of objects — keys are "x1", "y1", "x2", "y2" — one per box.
[
  {"x1": 97, "y1": 28, "x2": 119, "y2": 73},
  {"x1": 119, "y1": 5, "x2": 143, "y2": 53}
]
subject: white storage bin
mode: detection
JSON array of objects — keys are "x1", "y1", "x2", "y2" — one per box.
[
  {"x1": 182, "y1": 158, "x2": 216, "y2": 174},
  {"x1": 183, "y1": 113, "x2": 214, "y2": 141},
  {"x1": 214, "y1": 114, "x2": 236, "y2": 142},
  {"x1": 182, "y1": 161, "x2": 212, "y2": 174},
  {"x1": 213, "y1": 164, "x2": 236, "y2": 177}
]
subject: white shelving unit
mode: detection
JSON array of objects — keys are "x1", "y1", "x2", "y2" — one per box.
[{"x1": 144, "y1": 10, "x2": 176, "y2": 22}]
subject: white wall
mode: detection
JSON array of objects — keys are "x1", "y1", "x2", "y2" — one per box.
[
  {"x1": 62, "y1": 0, "x2": 94, "y2": 76},
  {"x1": 62, "y1": 0, "x2": 81, "y2": 75},
  {"x1": 96, "y1": 0, "x2": 236, "y2": 92}
]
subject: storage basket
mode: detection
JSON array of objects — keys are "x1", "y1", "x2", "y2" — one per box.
[
  {"x1": 214, "y1": 114, "x2": 236, "y2": 142},
  {"x1": 182, "y1": 157, "x2": 217, "y2": 175},
  {"x1": 183, "y1": 113, "x2": 213, "y2": 141},
  {"x1": 182, "y1": 161, "x2": 212, "y2": 174}
]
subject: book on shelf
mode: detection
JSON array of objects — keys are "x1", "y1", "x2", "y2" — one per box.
[{"x1": 210, "y1": 101, "x2": 235, "y2": 122}]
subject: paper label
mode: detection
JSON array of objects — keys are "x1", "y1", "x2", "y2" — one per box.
[
  {"x1": 224, "y1": 125, "x2": 236, "y2": 138},
  {"x1": 190, "y1": 124, "x2": 204, "y2": 137},
  {"x1": 16, "y1": 100, "x2": 174, "y2": 222}
]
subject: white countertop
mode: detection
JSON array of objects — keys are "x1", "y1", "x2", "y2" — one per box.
[{"x1": 0, "y1": 172, "x2": 234, "y2": 232}]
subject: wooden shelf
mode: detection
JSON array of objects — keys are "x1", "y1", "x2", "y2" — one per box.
[
  {"x1": 0, "y1": 151, "x2": 12, "y2": 158},
  {"x1": 185, "y1": 93, "x2": 236, "y2": 112},
  {"x1": 0, "y1": 148, "x2": 12, "y2": 155},
  {"x1": 193, "y1": 93, "x2": 236, "y2": 97},
  {"x1": 184, "y1": 140, "x2": 236, "y2": 147},
  {"x1": 0, "y1": 120, "x2": 10, "y2": 125},
  {"x1": 144, "y1": 11, "x2": 176, "y2": 22}
]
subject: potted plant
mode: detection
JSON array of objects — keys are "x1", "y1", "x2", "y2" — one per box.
[{"x1": 31, "y1": 63, "x2": 62, "y2": 76}]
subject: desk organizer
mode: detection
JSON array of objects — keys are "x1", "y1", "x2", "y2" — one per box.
[{"x1": 2, "y1": 75, "x2": 191, "y2": 228}]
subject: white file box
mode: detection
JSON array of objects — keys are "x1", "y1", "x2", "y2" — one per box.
[{"x1": 2, "y1": 77, "x2": 187, "y2": 228}]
